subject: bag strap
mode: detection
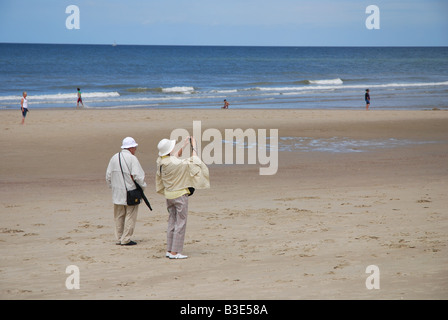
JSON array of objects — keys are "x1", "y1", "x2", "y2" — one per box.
[
  {"x1": 121, "y1": 152, "x2": 138, "y2": 186},
  {"x1": 120, "y1": 152, "x2": 152, "y2": 211},
  {"x1": 118, "y1": 152, "x2": 129, "y2": 192}
]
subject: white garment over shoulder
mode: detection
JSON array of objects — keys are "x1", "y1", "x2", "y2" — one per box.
[{"x1": 106, "y1": 149, "x2": 147, "y2": 205}]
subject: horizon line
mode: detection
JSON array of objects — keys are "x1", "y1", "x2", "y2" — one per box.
[{"x1": 1, "y1": 42, "x2": 448, "y2": 48}]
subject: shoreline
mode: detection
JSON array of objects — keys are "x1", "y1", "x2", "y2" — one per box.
[
  {"x1": 2, "y1": 105, "x2": 447, "y2": 111},
  {"x1": 1, "y1": 109, "x2": 447, "y2": 299}
]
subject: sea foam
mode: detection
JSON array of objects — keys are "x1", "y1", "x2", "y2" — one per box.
[
  {"x1": 307, "y1": 78, "x2": 343, "y2": 85},
  {"x1": 0, "y1": 91, "x2": 120, "y2": 102},
  {"x1": 161, "y1": 86, "x2": 195, "y2": 94}
]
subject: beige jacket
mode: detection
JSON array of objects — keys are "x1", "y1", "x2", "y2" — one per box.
[
  {"x1": 156, "y1": 155, "x2": 210, "y2": 195},
  {"x1": 106, "y1": 150, "x2": 147, "y2": 205}
]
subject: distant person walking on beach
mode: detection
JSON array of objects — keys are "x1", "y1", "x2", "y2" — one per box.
[
  {"x1": 20, "y1": 91, "x2": 29, "y2": 125},
  {"x1": 77, "y1": 88, "x2": 84, "y2": 108},
  {"x1": 222, "y1": 99, "x2": 229, "y2": 109},
  {"x1": 156, "y1": 136, "x2": 210, "y2": 259},
  {"x1": 365, "y1": 89, "x2": 370, "y2": 110},
  {"x1": 106, "y1": 137, "x2": 147, "y2": 246}
]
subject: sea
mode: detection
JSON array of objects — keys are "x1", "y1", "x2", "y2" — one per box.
[{"x1": 1, "y1": 43, "x2": 447, "y2": 110}]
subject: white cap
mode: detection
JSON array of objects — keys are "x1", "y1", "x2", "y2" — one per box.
[
  {"x1": 121, "y1": 137, "x2": 138, "y2": 149},
  {"x1": 157, "y1": 139, "x2": 176, "y2": 156}
]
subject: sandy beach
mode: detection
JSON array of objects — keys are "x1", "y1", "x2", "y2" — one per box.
[{"x1": 1, "y1": 108, "x2": 447, "y2": 300}]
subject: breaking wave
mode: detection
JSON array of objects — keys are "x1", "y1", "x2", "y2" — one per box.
[{"x1": 306, "y1": 78, "x2": 343, "y2": 85}]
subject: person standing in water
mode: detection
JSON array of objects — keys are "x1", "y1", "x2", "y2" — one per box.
[
  {"x1": 77, "y1": 88, "x2": 84, "y2": 108},
  {"x1": 20, "y1": 91, "x2": 29, "y2": 125}
]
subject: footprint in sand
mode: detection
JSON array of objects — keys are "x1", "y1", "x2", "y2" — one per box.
[
  {"x1": 0, "y1": 228, "x2": 24, "y2": 234},
  {"x1": 4, "y1": 204, "x2": 21, "y2": 208},
  {"x1": 333, "y1": 261, "x2": 350, "y2": 270}
]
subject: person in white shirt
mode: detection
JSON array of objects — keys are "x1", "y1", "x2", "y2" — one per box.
[
  {"x1": 106, "y1": 137, "x2": 147, "y2": 246},
  {"x1": 21, "y1": 91, "x2": 29, "y2": 125}
]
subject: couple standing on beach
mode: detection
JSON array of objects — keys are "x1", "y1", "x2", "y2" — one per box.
[{"x1": 106, "y1": 136, "x2": 210, "y2": 259}]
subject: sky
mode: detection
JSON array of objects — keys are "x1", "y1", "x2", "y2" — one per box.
[{"x1": 0, "y1": 0, "x2": 447, "y2": 46}]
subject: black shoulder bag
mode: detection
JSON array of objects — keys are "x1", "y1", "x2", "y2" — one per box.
[{"x1": 119, "y1": 153, "x2": 152, "y2": 210}]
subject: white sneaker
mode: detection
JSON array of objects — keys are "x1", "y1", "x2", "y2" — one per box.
[
  {"x1": 166, "y1": 252, "x2": 171, "y2": 258},
  {"x1": 169, "y1": 253, "x2": 188, "y2": 259}
]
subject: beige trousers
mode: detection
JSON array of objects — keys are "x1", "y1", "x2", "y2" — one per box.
[
  {"x1": 114, "y1": 204, "x2": 139, "y2": 245},
  {"x1": 166, "y1": 194, "x2": 189, "y2": 253}
]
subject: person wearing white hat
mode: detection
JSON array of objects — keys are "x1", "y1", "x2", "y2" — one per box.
[
  {"x1": 106, "y1": 137, "x2": 147, "y2": 246},
  {"x1": 156, "y1": 136, "x2": 210, "y2": 259}
]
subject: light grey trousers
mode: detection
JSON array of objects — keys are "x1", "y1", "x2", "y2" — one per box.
[{"x1": 166, "y1": 194, "x2": 189, "y2": 253}]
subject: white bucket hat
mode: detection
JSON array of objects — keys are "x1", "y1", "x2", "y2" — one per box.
[
  {"x1": 158, "y1": 139, "x2": 176, "y2": 156},
  {"x1": 121, "y1": 137, "x2": 138, "y2": 149}
]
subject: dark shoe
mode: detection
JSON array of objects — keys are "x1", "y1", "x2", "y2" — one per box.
[{"x1": 122, "y1": 240, "x2": 137, "y2": 246}]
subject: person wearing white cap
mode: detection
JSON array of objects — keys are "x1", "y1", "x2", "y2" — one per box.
[
  {"x1": 156, "y1": 136, "x2": 210, "y2": 259},
  {"x1": 106, "y1": 137, "x2": 147, "y2": 246}
]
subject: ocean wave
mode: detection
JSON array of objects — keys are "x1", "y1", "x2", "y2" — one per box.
[
  {"x1": 210, "y1": 89, "x2": 238, "y2": 94},
  {"x1": 370, "y1": 81, "x2": 448, "y2": 88},
  {"x1": 0, "y1": 91, "x2": 120, "y2": 102},
  {"x1": 125, "y1": 86, "x2": 196, "y2": 94},
  {"x1": 125, "y1": 87, "x2": 157, "y2": 93},
  {"x1": 256, "y1": 86, "x2": 329, "y2": 92},
  {"x1": 255, "y1": 80, "x2": 448, "y2": 93},
  {"x1": 306, "y1": 78, "x2": 343, "y2": 85},
  {"x1": 162, "y1": 86, "x2": 195, "y2": 94}
]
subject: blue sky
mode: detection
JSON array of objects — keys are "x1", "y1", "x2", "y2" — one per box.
[{"x1": 0, "y1": 0, "x2": 447, "y2": 46}]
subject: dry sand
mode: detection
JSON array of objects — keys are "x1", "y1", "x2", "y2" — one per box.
[{"x1": 1, "y1": 108, "x2": 447, "y2": 300}]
